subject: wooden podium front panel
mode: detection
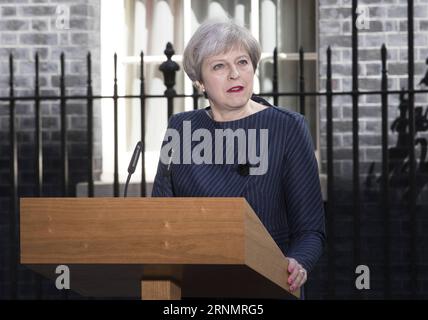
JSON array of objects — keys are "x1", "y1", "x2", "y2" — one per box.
[{"x1": 21, "y1": 198, "x2": 246, "y2": 265}]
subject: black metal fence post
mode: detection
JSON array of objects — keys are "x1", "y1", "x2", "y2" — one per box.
[
  {"x1": 326, "y1": 46, "x2": 335, "y2": 299},
  {"x1": 407, "y1": 0, "x2": 417, "y2": 299},
  {"x1": 34, "y1": 53, "x2": 43, "y2": 199},
  {"x1": 159, "y1": 42, "x2": 180, "y2": 120},
  {"x1": 8, "y1": 54, "x2": 18, "y2": 299},
  {"x1": 140, "y1": 51, "x2": 146, "y2": 197},
  {"x1": 351, "y1": 0, "x2": 361, "y2": 297},
  {"x1": 59, "y1": 54, "x2": 69, "y2": 300},
  {"x1": 87, "y1": 52, "x2": 94, "y2": 198},
  {"x1": 113, "y1": 53, "x2": 119, "y2": 197},
  {"x1": 34, "y1": 52, "x2": 44, "y2": 299},
  {"x1": 193, "y1": 86, "x2": 199, "y2": 111},
  {"x1": 60, "y1": 53, "x2": 69, "y2": 197},
  {"x1": 273, "y1": 47, "x2": 278, "y2": 107},
  {"x1": 380, "y1": 43, "x2": 390, "y2": 299},
  {"x1": 299, "y1": 46, "x2": 306, "y2": 116}
]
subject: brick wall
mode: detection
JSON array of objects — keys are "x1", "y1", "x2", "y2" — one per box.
[
  {"x1": 0, "y1": 0, "x2": 101, "y2": 298},
  {"x1": 313, "y1": 0, "x2": 428, "y2": 299}
]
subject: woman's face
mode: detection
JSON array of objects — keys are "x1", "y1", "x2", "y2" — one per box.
[{"x1": 200, "y1": 46, "x2": 255, "y2": 112}]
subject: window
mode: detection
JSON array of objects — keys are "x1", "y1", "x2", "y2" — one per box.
[{"x1": 100, "y1": 0, "x2": 318, "y2": 183}]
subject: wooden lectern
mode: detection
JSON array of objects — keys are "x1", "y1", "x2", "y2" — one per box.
[{"x1": 20, "y1": 197, "x2": 299, "y2": 300}]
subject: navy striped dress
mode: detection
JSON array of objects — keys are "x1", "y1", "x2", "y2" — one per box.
[{"x1": 152, "y1": 96, "x2": 326, "y2": 273}]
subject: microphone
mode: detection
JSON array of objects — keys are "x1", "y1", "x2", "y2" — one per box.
[
  {"x1": 124, "y1": 141, "x2": 143, "y2": 197},
  {"x1": 237, "y1": 163, "x2": 250, "y2": 176}
]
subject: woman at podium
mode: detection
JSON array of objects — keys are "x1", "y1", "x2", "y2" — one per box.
[{"x1": 152, "y1": 19, "x2": 325, "y2": 296}]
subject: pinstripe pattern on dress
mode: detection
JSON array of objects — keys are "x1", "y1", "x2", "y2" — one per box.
[{"x1": 152, "y1": 96, "x2": 326, "y2": 273}]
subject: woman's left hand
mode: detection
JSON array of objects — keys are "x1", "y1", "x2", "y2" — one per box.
[{"x1": 287, "y1": 258, "x2": 307, "y2": 292}]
